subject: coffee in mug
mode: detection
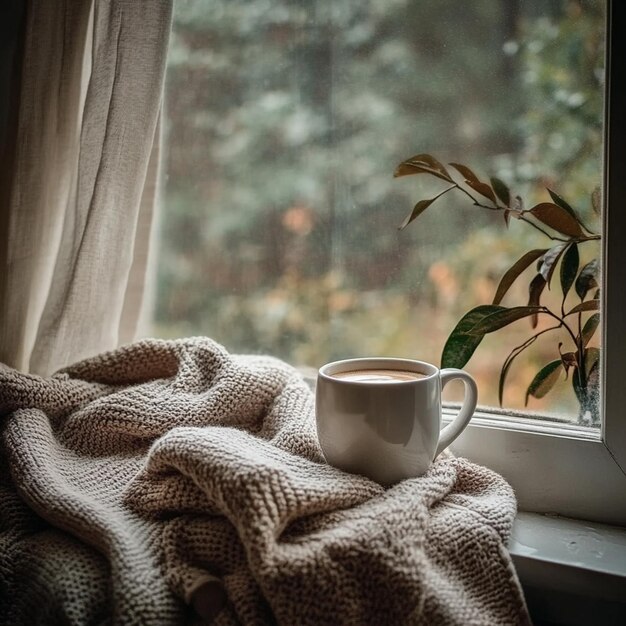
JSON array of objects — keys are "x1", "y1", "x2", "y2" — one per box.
[
  {"x1": 316, "y1": 357, "x2": 477, "y2": 485},
  {"x1": 330, "y1": 369, "x2": 427, "y2": 383}
]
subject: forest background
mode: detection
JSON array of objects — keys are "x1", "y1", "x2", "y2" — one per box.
[{"x1": 153, "y1": 0, "x2": 604, "y2": 420}]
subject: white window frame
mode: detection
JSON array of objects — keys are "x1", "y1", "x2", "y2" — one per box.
[{"x1": 447, "y1": 0, "x2": 626, "y2": 527}]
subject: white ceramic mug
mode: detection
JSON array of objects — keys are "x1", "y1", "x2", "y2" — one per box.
[{"x1": 316, "y1": 357, "x2": 478, "y2": 485}]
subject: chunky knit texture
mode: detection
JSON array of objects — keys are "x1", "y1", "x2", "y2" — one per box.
[{"x1": 0, "y1": 337, "x2": 530, "y2": 625}]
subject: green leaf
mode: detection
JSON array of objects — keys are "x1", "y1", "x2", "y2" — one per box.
[
  {"x1": 467, "y1": 306, "x2": 544, "y2": 335},
  {"x1": 560, "y1": 243, "x2": 579, "y2": 300},
  {"x1": 585, "y1": 353, "x2": 601, "y2": 423},
  {"x1": 449, "y1": 162, "x2": 481, "y2": 184},
  {"x1": 525, "y1": 360, "x2": 563, "y2": 404},
  {"x1": 465, "y1": 179, "x2": 497, "y2": 204},
  {"x1": 529, "y1": 202, "x2": 584, "y2": 238},
  {"x1": 581, "y1": 313, "x2": 600, "y2": 347},
  {"x1": 498, "y1": 337, "x2": 538, "y2": 406},
  {"x1": 528, "y1": 274, "x2": 547, "y2": 328},
  {"x1": 575, "y1": 259, "x2": 599, "y2": 300},
  {"x1": 490, "y1": 177, "x2": 511, "y2": 206},
  {"x1": 584, "y1": 347, "x2": 600, "y2": 378},
  {"x1": 572, "y1": 368, "x2": 585, "y2": 407},
  {"x1": 394, "y1": 153, "x2": 452, "y2": 182},
  {"x1": 441, "y1": 305, "x2": 506, "y2": 369},
  {"x1": 539, "y1": 244, "x2": 568, "y2": 287},
  {"x1": 492, "y1": 249, "x2": 548, "y2": 305},
  {"x1": 565, "y1": 300, "x2": 600, "y2": 316}
]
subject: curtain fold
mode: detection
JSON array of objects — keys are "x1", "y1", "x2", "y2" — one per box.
[{"x1": 0, "y1": 0, "x2": 172, "y2": 375}]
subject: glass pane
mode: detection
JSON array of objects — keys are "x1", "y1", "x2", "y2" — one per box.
[{"x1": 153, "y1": 0, "x2": 605, "y2": 425}]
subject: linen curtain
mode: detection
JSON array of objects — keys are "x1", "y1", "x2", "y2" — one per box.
[{"x1": 0, "y1": 0, "x2": 172, "y2": 375}]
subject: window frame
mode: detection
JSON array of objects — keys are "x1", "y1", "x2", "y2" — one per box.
[{"x1": 448, "y1": 0, "x2": 626, "y2": 527}]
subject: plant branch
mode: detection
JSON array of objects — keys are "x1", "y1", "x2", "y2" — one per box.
[
  {"x1": 432, "y1": 184, "x2": 458, "y2": 202},
  {"x1": 517, "y1": 215, "x2": 569, "y2": 242},
  {"x1": 452, "y1": 183, "x2": 598, "y2": 244},
  {"x1": 452, "y1": 183, "x2": 501, "y2": 211},
  {"x1": 541, "y1": 307, "x2": 579, "y2": 347},
  {"x1": 450, "y1": 181, "x2": 602, "y2": 244},
  {"x1": 511, "y1": 324, "x2": 562, "y2": 357}
]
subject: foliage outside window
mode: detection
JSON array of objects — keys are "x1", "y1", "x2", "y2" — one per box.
[{"x1": 155, "y1": 0, "x2": 604, "y2": 423}]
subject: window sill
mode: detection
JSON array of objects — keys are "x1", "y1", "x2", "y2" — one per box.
[
  {"x1": 445, "y1": 408, "x2": 626, "y2": 525},
  {"x1": 510, "y1": 512, "x2": 626, "y2": 625}
]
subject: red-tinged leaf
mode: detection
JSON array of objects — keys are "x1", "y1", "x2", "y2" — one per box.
[
  {"x1": 394, "y1": 163, "x2": 450, "y2": 182},
  {"x1": 566, "y1": 300, "x2": 600, "y2": 316},
  {"x1": 581, "y1": 313, "x2": 600, "y2": 347},
  {"x1": 394, "y1": 162, "x2": 423, "y2": 177},
  {"x1": 490, "y1": 177, "x2": 511, "y2": 206},
  {"x1": 395, "y1": 153, "x2": 452, "y2": 181},
  {"x1": 547, "y1": 189, "x2": 584, "y2": 224},
  {"x1": 529, "y1": 202, "x2": 584, "y2": 238},
  {"x1": 525, "y1": 360, "x2": 563, "y2": 405},
  {"x1": 548, "y1": 188, "x2": 597, "y2": 235},
  {"x1": 591, "y1": 187, "x2": 601, "y2": 215},
  {"x1": 504, "y1": 209, "x2": 511, "y2": 228},
  {"x1": 441, "y1": 305, "x2": 506, "y2": 369},
  {"x1": 560, "y1": 243, "x2": 579, "y2": 301},
  {"x1": 560, "y1": 351, "x2": 578, "y2": 370},
  {"x1": 467, "y1": 306, "x2": 544, "y2": 335},
  {"x1": 393, "y1": 162, "x2": 440, "y2": 178},
  {"x1": 528, "y1": 274, "x2": 547, "y2": 328},
  {"x1": 492, "y1": 249, "x2": 548, "y2": 305},
  {"x1": 449, "y1": 162, "x2": 481, "y2": 184},
  {"x1": 408, "y1": 153, "x2": 451, "y2": 178},
  {"x1": 465, "y1": 179, "x2": 497, "y2": 204},
  {"x1": 539, "y1": 244, "x2": 568, "y2": 287},
  {"x1": 575, "y1": 259, "x2": 599, "y2": 300}
]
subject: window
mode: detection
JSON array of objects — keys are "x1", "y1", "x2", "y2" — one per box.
[
  {"x1": 451, "y1": 0, "x2": 625, "y2": 525},
  {"x1": 154, "y1": 0, "x2": 626, "y2": 524}
]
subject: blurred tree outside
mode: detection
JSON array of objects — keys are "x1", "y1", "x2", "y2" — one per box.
[{"x1": 152, "y1": 0, "x2": 605, "y2": 420}]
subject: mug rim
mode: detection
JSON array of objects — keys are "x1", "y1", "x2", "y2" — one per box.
[{"x1": 318, "y1": 357, "x2": 439, "y2": 384}]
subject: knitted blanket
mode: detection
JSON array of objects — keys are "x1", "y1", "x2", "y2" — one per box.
[{"x1": 0, "y1": 337, "x2": 530, "y2": 625}]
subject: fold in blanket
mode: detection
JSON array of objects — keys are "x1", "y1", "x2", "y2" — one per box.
[{"x1": 0, "y1": 338, "x2": 530, "y2": 625}]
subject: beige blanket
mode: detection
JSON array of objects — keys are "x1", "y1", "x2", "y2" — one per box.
[{"x1": 0, "y1": 337, "x2": 530, "y2": 625}]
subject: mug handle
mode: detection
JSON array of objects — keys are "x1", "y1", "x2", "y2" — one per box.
[{"x1": 435, "y1": 368, "x2": 478, "y2": 457}]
